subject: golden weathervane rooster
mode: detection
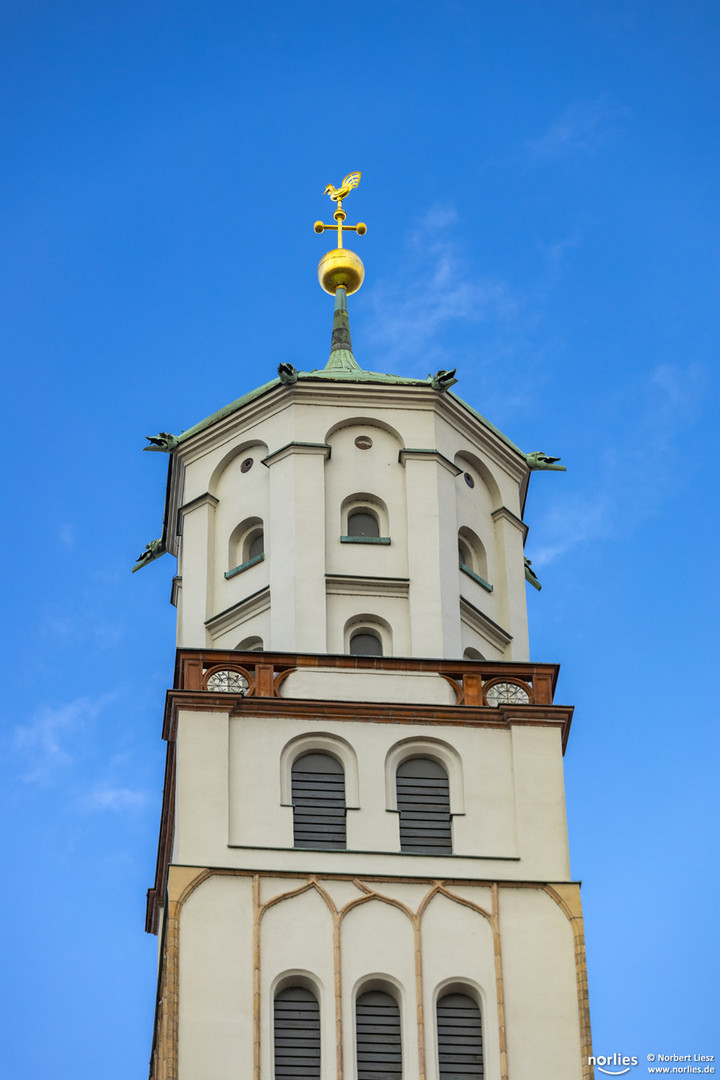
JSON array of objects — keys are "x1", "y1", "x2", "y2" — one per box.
[{"x1": 323, "y1": 171, "x2": 361, "y2": 206}]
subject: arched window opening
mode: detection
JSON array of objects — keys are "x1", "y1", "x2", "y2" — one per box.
[
  {"x1": 226, "y1": 517, "x2": 265, "y2": 578},
  {"x1": 458, "y1": 537, "x2": 473, "y2": 569},
  {"x1": 396, "y1": 757, "x2": 452, "y2": 854},
  {"x1": 341, "y1": 493, "x2": 390, "y2": 545},
  {"x1": 437, "y1": 992, "x2": 483, "y2": 1078},
  {"x1": 356, "y1": 990, "x2": 402, "y2": 1080},
  {"x1": 291, "y1": 752, "x2": 346, "y2": 849},
  {"x1": 347, "y1": 509, "x2": 380, "y2": 538},
  {"x1": 458, "y1": 528, "x2": 491, "y2": 591},
  {"x1": 274, "y1": 986, "x2": 320, "y2": 1080},
  {"x1": 246, "y1": 528, "x2": 264, "y2": 561},
  {"x1": 463, "y1": 647, "x2": 484, "y2": 661},
  {"x1": 237, "y1": 635, "x2": 263, "y2": 651},
  {"x1": 349, "y1": 630, "x2": 383, "y2": 656}
]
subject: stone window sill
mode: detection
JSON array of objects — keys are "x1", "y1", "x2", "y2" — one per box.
[
  {"x1": 225, "y1": 553, "x2": 265, "y2": 579},
  {"x1": 341, "y1": 536, "x2": 391, "y2": 545},
  {"x1": 459, "y1": 562, "x2": 493, "y2": 592}
]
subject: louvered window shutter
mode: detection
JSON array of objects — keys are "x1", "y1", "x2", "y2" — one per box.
[
  {"x1": 396, "y1": 757, "x2": 452, "y2": 854},
  {"x1": 356, "y1": 990, "x2": 402, "y2": 1079},
  {"x1": 436, "y1": 992, "x2": 484, "y2": 1078},
  {"x1": 291, "y1": 752, "x2": 346, "y2": 849},
  {"x1": 274, "y1": 986, "x2": 320, "y2": 1079}
]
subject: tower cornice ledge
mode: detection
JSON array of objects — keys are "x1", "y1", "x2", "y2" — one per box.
[
  {"x1": 492, "y1": 505, "x2": 530, "y2": 540},
  {"x1": 169, "y1": 377, "x2": 528, "y2": 475},
  {"x1": 262, "y1": 441, "x2": 331, "y2": 466},
  {"x1": 398, "y1": 447, "x2": 462, "y2": 475}
]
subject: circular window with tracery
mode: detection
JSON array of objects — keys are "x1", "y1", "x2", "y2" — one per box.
[
  {"x1": 206, "y1": 669, "x2": 249, "y2": 694},
  {"x1": 485, "y1": 681, "x2": 530, "y2": 707}
]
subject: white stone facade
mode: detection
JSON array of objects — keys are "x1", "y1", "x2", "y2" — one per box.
[
  {"x1": 170, "y1": 382, "x2": 530, "y2": 661},
  {"x1": 147, "y1": 373, "x2": 592, "y2": 1080}
]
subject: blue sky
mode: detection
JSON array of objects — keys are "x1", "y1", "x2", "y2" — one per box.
[{"x1": 1, "y1": 1, "x2": 718, "y2": 1075}]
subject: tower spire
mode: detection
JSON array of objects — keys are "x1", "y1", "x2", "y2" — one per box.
[
  {"x1": 326, "y1": 285, "x2": 361, "y2": 371},
  {"x1": 313, "y1": 171, "x2": 367, "y2": 371}
]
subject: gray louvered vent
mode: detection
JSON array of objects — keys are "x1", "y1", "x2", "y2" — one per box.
[
  {"x1": 396, "y1": 757, "x2": 452, "y2": 854},
  {"x1": 356, "y1": 990, "x2": 402, "y2": 1079},
  {"x1": 274, "y1": 986, "x2": 320, "y2": 1079},
  {"x1": 437, "y1": 992, "x2": 484, "y2": 1079},
  {"x1": 292, "y1": 752, "x2": 346, "y2": 849}
]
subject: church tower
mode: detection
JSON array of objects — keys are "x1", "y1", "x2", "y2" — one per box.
[{"x1": 141, "y1": 174, "x2": 593, "y2": 1080}]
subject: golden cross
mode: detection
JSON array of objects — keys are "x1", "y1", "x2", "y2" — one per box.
[{"x1": 313, "y1": 171, "x2": 367, "y2": 248}]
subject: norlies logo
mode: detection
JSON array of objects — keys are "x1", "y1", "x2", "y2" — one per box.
[{"x1": 589, "y1": 1054, "x2": 639, "y2": 1076}]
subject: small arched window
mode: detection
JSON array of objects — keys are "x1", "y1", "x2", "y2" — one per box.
[
  {"x1": 463, "y1": 647, "x2": 484, "y2": 661},
  {"x1": 458, "y1": 537, "x2": 473, "y2": 568},
  {"x1": 274, "y1": 986, "x2": 320, "y2": 1079},
  {"x1": 291, "y1": 752, "x2": 346, "y2": 849},
  {"x1": 237, "y1": 635, "x2": 263, "y2": 651},
  {"x1": 396, "y1": 757, "x2": 452, "y2": 854},
  {"x1": 347, "y1": 509, "x2": 380, "y2": 538},
  {"x1": 356, "y1": 990, "x2": 402, "y2": 1079},
  {"x1": 458, "y1": 528, "x2": 491, "y2": 591},
  {"x1": 437, "y1": 991, "x2": 483, "y2": 1078},
  {"x1": 341, "y1": 494, "x2": 390, "y2": 545},
  {"x1": 246, "y1": 527, "x2": 264, "y2": 561},
  {"x1": 226, "y1": 517, "x2": 265, "y2": 578},
  {"x1": 349, "y1": 630, "x2": 383, "y2": 656}
]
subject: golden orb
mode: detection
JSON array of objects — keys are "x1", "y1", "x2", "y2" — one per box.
[
  {"x1": 313, "y1": 221, "x2": 325, "y2": 234},
  {"x1": 317, "y1": 247, "x2": 365, "y2": 295}
]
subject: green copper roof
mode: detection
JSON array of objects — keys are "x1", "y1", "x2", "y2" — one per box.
[
  {"x1": 172, "y1": 366, "x2": 523, "y2": 457},
  {"x1": 171, "y1": 289, "x2": 524, "y2": 458}
]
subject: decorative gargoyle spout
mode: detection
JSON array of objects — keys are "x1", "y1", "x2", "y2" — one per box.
[
  {"x1": 525, "y1": 450, "x2": 566, "y2": 472},
  {"x1": 132, "y1": 538, "x2": 166, "y2": 573},
  {"x1": 524, "y1": 556, "x2": 542, "y2": 591},
  {"x1": 278, "y1": 363, "x2": 298, "y2": 385},
  {"x1": 144, "y1": 433, "x2": 179, "y2": 453},
  {"x1": 430, "y1": 368, "x2": 458, "y2": 391}
]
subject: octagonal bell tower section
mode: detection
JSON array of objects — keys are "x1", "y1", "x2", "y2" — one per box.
[{"x1": 167, "y1": 374, "x2": 532, "y2": 662}]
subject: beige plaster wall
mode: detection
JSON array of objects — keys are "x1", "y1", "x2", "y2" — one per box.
[
  {"x1": 172, "y1": 701, "x2": 570, "y2": 878},
  {"x1": 175, "y1": 873, "x2": 583, "y2": 1080},
  {"x1": 177, "y1": 874, "x2": 255, "y2": 1080},
  {"x1": 500, "y1": 886, "x2": 583, "y2": 1078}
]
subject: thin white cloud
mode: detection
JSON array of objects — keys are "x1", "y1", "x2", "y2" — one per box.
[
  {"x1": 58, "y1": 523, "x2": 75, "y2": 549},
  {"x1": 530, "y1": 361, "x2": 707, "y2": 567},
  {"x1": 40, "y1": 606, "x2": 123, "y2": 648},
  {"x1": 531, "y1": 494, "x2": 614, "y2": 568},
  {"x1": 363, "y1": 203, "x2": 521, "y2": 368},
  {"x1": 85, "y1": 785, "x2": 151, "y2": 811},
  {"x1": 13, "y1": 695, "x2": 112, "y2": 784},
  {"x1": 526, "y1": 96, "x2": 626, "y2": 160}
]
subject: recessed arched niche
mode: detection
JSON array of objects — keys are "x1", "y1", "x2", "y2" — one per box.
[
  {"x1": 458, "y1": 526, "x2": 489, "y2": 582},
  {"x1": 325, "y1": 421, "x2": 407, "y2": 564},
  {"x1": 209, "y1": 439, "x2": 270, "y2": 496},
  {"x1": 453, "y1": 450, "x2": 502, "y2": 510}
]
